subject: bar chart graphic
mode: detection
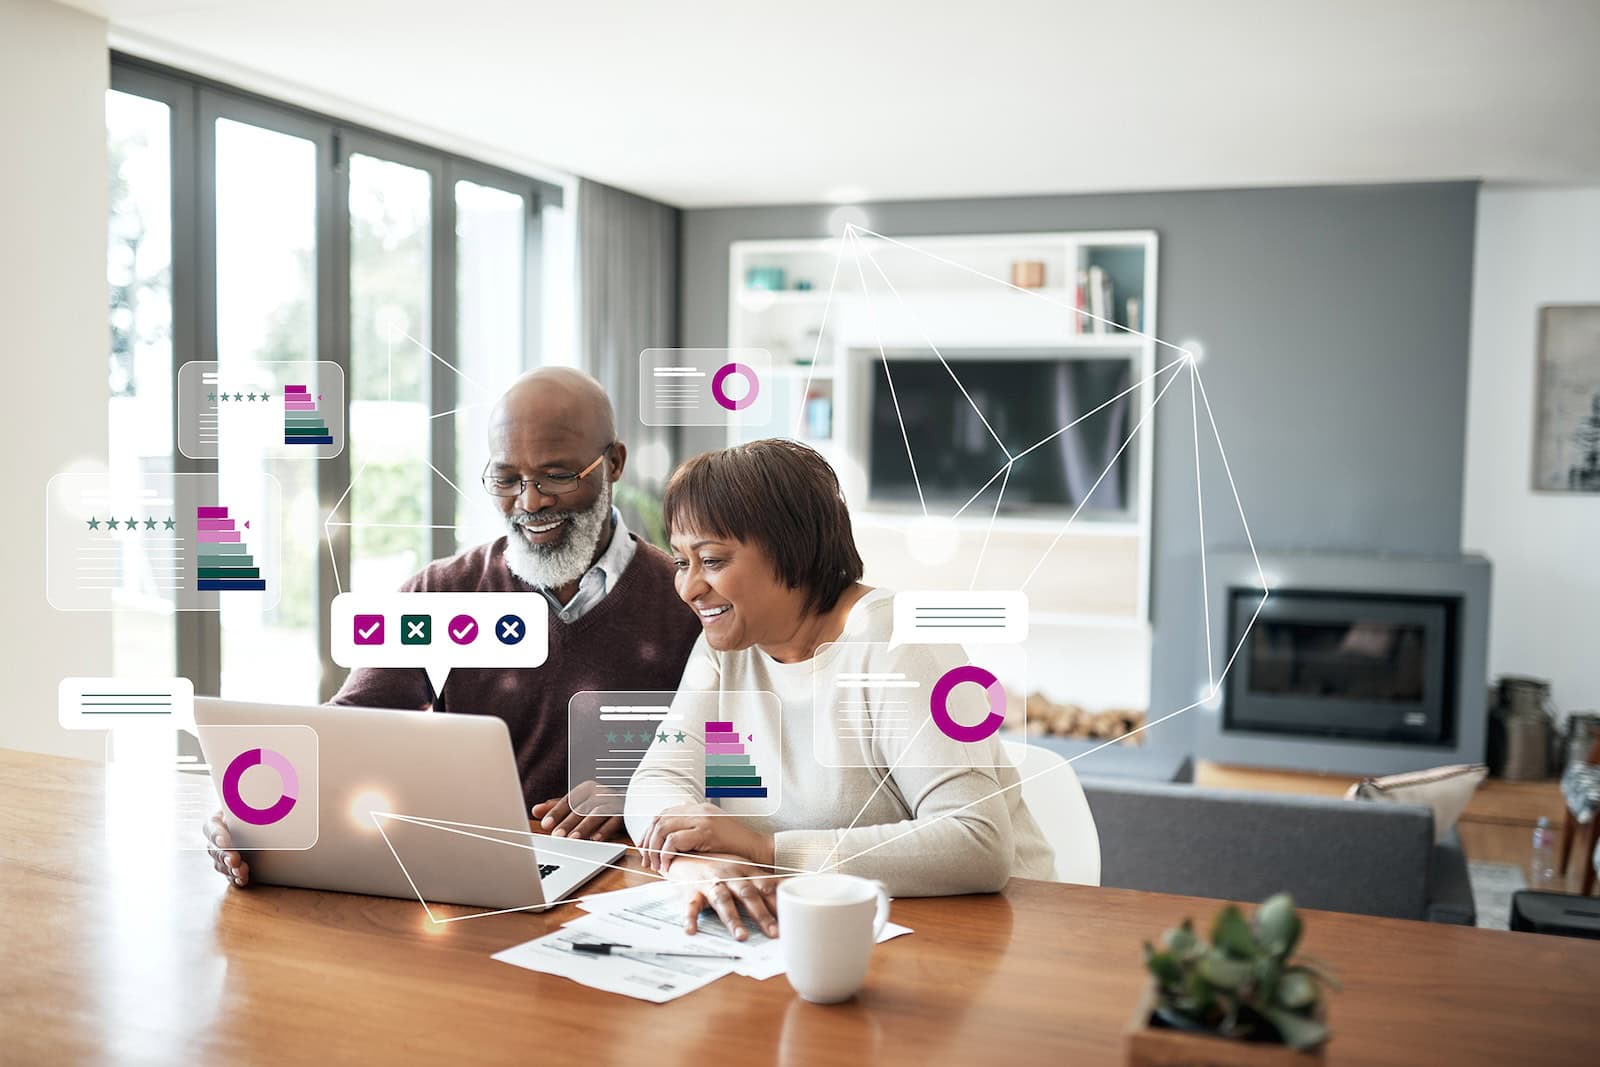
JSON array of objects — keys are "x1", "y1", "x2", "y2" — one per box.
[
  {"x1": 195, "y1": 506, "x2": 266, "y2": 591},
  {"x1": 282, "y1": 384, "x2": 333, "y2": 446},
  {"x1": 704, "y1": 720, "x2": 768, "y2": 799},
  {"x1": 176, "y1": 360, "x2": 344, "y2": 459}
]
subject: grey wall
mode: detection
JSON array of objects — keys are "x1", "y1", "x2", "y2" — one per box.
[{"x1": 676, "y1": 183, "x2": 1477, "y2": 774}]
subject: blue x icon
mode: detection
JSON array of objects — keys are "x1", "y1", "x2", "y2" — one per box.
[{"x1": 495, "y1": 614, "x2": 526, "y2": 645}]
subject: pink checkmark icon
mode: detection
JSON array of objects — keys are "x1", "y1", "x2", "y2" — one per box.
[
  {"x1": 353, "y1": 615, "x2": 384, "y2": 645},
  {"x1": 448, "y1": 615, "x2": 477, "y2": 644}
]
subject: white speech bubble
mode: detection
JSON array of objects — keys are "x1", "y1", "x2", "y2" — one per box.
[
  {"x1": 59, "y1": 676, "x2": 195, "y2": 732},
  {"x1": 331, "y1": 592, "x2": 549, "y2": 698},
  {"x1": 889, "y1": 591, "x2": 1029, "y2": 649}
]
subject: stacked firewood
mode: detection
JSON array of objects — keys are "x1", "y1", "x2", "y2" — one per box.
[{"x1": 1008, "y1": 692, "x2": 1147, "y2": 745}]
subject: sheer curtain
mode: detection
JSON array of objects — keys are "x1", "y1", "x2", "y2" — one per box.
[{"x1": 575, "y1": 178, "x2": 679, "y2": 543}]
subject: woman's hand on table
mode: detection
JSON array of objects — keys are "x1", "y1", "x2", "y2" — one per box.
[
  {"x1": 638, "y1": 802, "x2": 775, "y2": 873},
  {"x1": 662, "y1": 853, "x2": 782, "y2": 940},
  {"x1": 203, "y1": 810, "x2": 250, "y2": 887}
]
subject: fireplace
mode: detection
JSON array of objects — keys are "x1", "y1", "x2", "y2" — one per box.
[
  {"x1": 1224, "y1": 589, "x2": 1457, "y2": 746},
  {"x1": 1198, "y1": 551, "x2": 1490, "y2": 777}
]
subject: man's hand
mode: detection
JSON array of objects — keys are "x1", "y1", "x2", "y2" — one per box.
[
  {"x1": 664, "y1": 854, "x2": 781, "y2": 940},
  {"x1": 204, "y1": 810, "x2": 250, "y2": 887},
  {"x1": 640, "y1": 802, "x2": 775, "y2": 873},
  {"x1": 531, "y1": 779, "x2": 624, "y2": 841}
]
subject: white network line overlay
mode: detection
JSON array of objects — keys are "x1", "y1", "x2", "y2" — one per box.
[
  {"x1": 336, "y1": 230, "x2": 1269, "y2": 918},
  {"x1": 786, "y1": 223, "x2": 1268, "y2": 880}
]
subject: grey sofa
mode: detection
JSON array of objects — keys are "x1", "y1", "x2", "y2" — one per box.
[{"x1": 1079, "y1": 776, "x2": 1476, "y2": 925}]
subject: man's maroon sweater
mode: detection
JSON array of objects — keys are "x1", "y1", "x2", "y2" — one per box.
[{"x1": 331, "y1": 535, "x2": 702, "y2": 808}]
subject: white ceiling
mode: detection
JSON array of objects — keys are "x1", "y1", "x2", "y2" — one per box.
[{"x1": 73, "y1": 0, "x2": 1600, "y2": 208}]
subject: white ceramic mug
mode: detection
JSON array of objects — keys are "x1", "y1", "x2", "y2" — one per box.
[{"x1": 778, "y1": 874, "x2": 891, "y2": 1003}]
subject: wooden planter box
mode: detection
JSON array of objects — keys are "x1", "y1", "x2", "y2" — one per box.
[{"x1": 1127, "y1": 984, "x2": 1326, "y2": 1067}]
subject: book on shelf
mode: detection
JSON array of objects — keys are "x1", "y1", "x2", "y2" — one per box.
[
  {"x1": 802, "y1": 389, "x2": 833, "y2": 441},
  {"x1": 1088, "y1": 265, "x2": 1113, "y2": 334}
]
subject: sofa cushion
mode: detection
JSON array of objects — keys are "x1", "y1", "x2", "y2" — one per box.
[
  {"x1": 1080, "y1": 776, "x2": 1435, "y2": 920},
  {"x1": 1345, "y1": 763, "x2": 1487, "y2": 844}
]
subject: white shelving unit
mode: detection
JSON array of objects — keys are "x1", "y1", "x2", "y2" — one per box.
[{"x1": 728, "y1": 230, "x2": 1161, "y2": 713}]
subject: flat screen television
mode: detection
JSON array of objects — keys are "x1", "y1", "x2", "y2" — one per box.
[{"x1": 867, "y1": 356, "x2": 1136, "y2": 514}]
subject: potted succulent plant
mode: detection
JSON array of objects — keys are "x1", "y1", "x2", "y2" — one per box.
[{"x1": 1128, "y1": 894, "x2": 1337, "y2": 1066}]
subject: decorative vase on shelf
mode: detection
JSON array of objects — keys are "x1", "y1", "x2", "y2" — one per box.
[
  {"x1": 745, "y1": 266, "x2": 786, "y2": 291},
  {"x1": 1010, "y1": 260, "x2": 1046, "y2": 288}
]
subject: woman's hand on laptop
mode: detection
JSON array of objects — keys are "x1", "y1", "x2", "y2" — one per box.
[
  {"x1": 203, "y1": 810, "x2": 250, "y2": 888},
  {"x1": 663, "y1": 854, "x2": 780, "y2": 940},
  {"x1": 531, "y1": 780, "x2": 624, "y2": 841},
  {"x1": 639, "y1": 802, "x2": 775, "y2": 875}
]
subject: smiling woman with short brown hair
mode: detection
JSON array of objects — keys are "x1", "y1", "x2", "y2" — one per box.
[
  {"x1": 627, "y1": 438, "x2": 1054, "y2": 941},
  {"x1": 662, "y1": 436, "x2": 864, "y2": 617}
]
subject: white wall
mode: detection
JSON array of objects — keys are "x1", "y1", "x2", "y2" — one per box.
[
  {"x1": 0, "y1": 0, "x2": 110, "y2": 759},
  {"x1": 1463, "y1": 185, "x2": 1600, "y2": 717}
]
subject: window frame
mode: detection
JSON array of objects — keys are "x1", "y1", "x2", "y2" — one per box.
[{"x1": 109, "y1": 52, "x2": 562, "y2": 702}]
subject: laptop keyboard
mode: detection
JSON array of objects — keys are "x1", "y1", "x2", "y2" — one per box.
[{"x1": 539, "y1": 864, "x2": 561, "y2": 878}]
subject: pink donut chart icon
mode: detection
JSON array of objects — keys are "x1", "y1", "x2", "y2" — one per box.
[
  {"x1": 710, "y1": 362, "x2": 760, "y2": 412},
  {"x1": 929, "y1": 665, "x2": 1007, "y2": 744},
  {"x1": 221, "y1": 746, "x2": 299, "y2": 826}
]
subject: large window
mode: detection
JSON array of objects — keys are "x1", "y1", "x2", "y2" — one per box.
[
  {"x1": 454, "y1": 178, "x2": 529, "y2": 549},
  {"x1": 107, "y1": 56, "x2": 565, "y2": 701},
  {"x1": 214, "y1": 116, "x2": 320, "y2": 702},
  {"x1": 348, "y1": 150, "x2": 434, "y2": 594},
  {"x1": 106, "y1": 84, "x2": 176, "y2": 677}
]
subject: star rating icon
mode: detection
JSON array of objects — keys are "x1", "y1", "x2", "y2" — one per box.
[{"x1": 85, "y1": 516, "x2": 179, "y2": 534}]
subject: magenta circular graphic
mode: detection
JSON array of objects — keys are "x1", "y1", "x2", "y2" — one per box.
[
  {"x1": 929, "y1": 665, "x2": 1007, "y2": 744},
  {"x1": 710, "y1": 362, "x2": 760, "y2": 412},
  {"x1": 221, "y1": 746, "x2": 299, "y2": 826}
]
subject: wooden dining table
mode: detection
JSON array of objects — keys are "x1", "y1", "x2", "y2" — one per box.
[{"x1": 5, "y1": 747, "x2": 1598, "y2": 1065}]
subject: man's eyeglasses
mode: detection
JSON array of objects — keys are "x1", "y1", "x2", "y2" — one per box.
[{"x1": 481, "y1": 444, "x2": 613, "y2": 499}]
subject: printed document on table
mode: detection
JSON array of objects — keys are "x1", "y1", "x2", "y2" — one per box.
[
  {"x1": 573, "y1": 883, "x2": 912, "y2": 981},
  {"x1": 492, "y1": 925, "x2": 737, "y2": 1003}
]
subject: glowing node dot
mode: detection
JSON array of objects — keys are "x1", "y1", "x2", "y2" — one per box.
[{"x1": 905, "y1": 514, "x2": 961, "y2": 566}]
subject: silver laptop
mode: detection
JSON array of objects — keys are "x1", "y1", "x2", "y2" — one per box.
[{"x1": 192, "y1": 697, "x2": 625, "y2": 912}]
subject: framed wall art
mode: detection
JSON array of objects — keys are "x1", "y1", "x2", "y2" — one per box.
[{"x1": 1533, "y1": 304, "x2": 1600, "y2": 493}]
